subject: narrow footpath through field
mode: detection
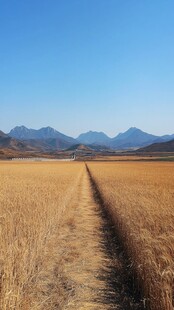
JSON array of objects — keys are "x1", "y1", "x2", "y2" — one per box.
[{"x1": 59, "y1": 164, "x2": 143, "y2": 309}]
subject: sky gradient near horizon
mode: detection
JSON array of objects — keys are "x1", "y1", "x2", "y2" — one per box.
[{"x1": 1, "y1": 0, "x2": 174, "y2": 138}]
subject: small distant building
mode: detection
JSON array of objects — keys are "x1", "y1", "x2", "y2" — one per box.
[{"x1": 72, "y1": 152, "x2": 76, "y2": 160}]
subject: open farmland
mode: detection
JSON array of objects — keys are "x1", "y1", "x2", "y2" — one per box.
[
  {"x1": 1, "y1": 160, "x2": 174, "y2": 310},
  {"x1": 0, "y1": 162, "x2": 117, "y2": 309},
  {"x1": 0, "y1": 162, "x2": 84, "y2": 309},
  {"x1": 87, "y1": 161, "x2": 174, "y2": 310},
  {"x1": 1, "y1": 161, "x2": 134, "y2": 310}
]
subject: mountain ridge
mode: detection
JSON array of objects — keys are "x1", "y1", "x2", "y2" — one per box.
[
  {"x1": 138, "y1": 139, "x2": 174, "y2": 152},
  {"x1": 9, "y1": 126, "x2": 76, "y2": 144},
  {"x1": 111, "y1": 127, "x2": 159, "y2": 149},
  {"x1": 77, "y1": 127, "x2": 174, "y2": 149},
  {"x1": 2, "y1": 126, "x2": 174, "y2": 151},
  {"x1": 77, "y1": 130, "x2": 111, "y2": 146}
]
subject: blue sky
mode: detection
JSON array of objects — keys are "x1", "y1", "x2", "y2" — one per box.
[{"x1": 1, "y1": 0, "x2": 174, "y2": 137}]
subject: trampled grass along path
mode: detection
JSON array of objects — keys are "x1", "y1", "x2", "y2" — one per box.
[
  {"x1": 85, "y1": 164, "x2": 143, "y2": 310},
  {"x1": 56, "y1": 166, "x2": 108, "y2": 309},
  {"x1": 58, "y1": 165, "x2": 142, "y2": 309}
]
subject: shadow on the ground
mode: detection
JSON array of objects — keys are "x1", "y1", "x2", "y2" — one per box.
[{"x1": 86, "y1": 164, "x2": 145, "y2": 310}]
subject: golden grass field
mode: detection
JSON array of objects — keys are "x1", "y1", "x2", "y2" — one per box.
[
  {"x1": 0, "y1": 162, "x2": 85, "y2": 309},
  {"x1": 91, "y1": 155, "x2": 160, "y2": 161},
  {"x1": 1, "y1": 160, "x2": 174, "y2": 310},
  {"x1": 87, "y1": 161, "x2": 174, "y2": 310},
  {"x1": 0, "y1": 162, "x2": 111, "y2": 310}
]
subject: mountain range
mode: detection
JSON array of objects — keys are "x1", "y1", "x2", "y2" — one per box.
[
  {"x1": 76, "y1": 127, "x2": 174, "y2": 149},
  {"x1": 0, "y1": 126, "x2": 173, "y2": 152}
]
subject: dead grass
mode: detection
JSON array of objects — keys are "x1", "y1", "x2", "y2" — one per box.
[
  {"x1": 0, "y1": 162, "x2": 112, "y2": 310},
  {"x1": 87, "y1": 161, "x2": 174, "y2": 310},
  {"x1": 92, "y1": 155, "x2": 159, "y2": 161},
  {"x1": 0, "y1": 162, "x2": 84, "y2": 309}
]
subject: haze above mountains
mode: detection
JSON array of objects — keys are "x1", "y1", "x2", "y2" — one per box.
[{"x1": 0, "y1": 126, "x2": 173, "y2": 152}]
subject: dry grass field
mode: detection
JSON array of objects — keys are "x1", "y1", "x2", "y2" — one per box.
[
  {"x1": 87, "y1": 161, "x2": 174, "y2": 310},
  {"x1": 91, "y1": 155, "x2": 159, "y2": 161},
  {"x1": 0, "y1": 162, "x2": 113, "y2": 310},
  {"x1": 1, "y1": 160, "x2": 174, "y2": 310},
  {"x1": 0, "y1": 162, "x2": 85, "y2": 309}
]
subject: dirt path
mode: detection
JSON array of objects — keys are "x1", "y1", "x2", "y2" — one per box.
[
  {"x1": 55, "y1": 164, "x2": 143, "y2": 309},
  {"x1": 52, "y1": 165, "x2": 107, "y2": 310},
  {"x1": 86, "y1": 163, "x2": 143, "y2": 310}
]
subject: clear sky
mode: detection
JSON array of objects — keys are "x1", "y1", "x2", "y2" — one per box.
[{"x1": 1, "y1": 0, "x2": 174, "y2": 138}]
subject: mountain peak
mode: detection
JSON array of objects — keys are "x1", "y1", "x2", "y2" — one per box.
[
  {"x1": 129, "y1": 126, "x2": 138, "y2": 130},
  {"x1": 126, "y1": 127, "x2": 140, "y2": 133},
  {"x1": 11, "y1": 125, "x2": 29, "y2": 131},
  {"x1": 42, "y1": 126, "x2": 55, "y2": 130},
  {"x1": 88, "y1": 130, "x2": 103, "y2": 133},
  {"x1": 8, "y1": 126, "x2": 76, "y2": 146},
  {"x1": 39, "y1": 126, "x2": 57, "y2": 133},
  {"x1": 77, "y1": 130, "x2": 110, "y2": 146},
  {"x1": 115, "y1": 127, "x2": 140, "y2": 140},
  {"x1": 9, "y1": 126, "x2": 32, "y2": 139}
]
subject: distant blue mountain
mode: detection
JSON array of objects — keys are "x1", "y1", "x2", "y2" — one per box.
[
  {"x1": 7, "y1": 126, "x2": 174, "y2": 150},
  {"x1": 8, "y1": 126, "x2": 76, "y2": 145},
  {"x1": 77, "y1": 130, "x2": 111, "y2": 145},
  {"x1": 111, "y1": 127, "x2": 160, "y2": 149},
  {"x1": 113, "y1": 127, "x2": 138, "y2": 141},
  {"x1": 77, "y1": 127, "x2": 174, "y2": 149}
]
